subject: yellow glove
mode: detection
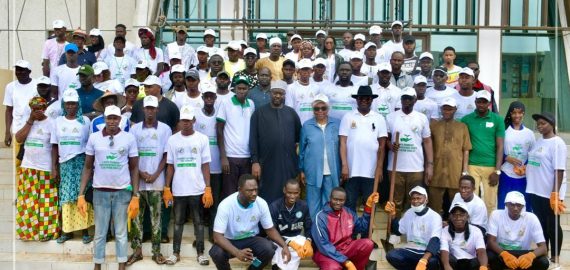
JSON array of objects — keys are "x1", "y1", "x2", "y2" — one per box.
[
  {"x1": 343, "y1": 260, "x2": 356, "y2": 270},
  {"x1": 127, "y1": 196, "x2": 140, "y2": 219},
  {"x1": 202, "y1": 186, "x2": 213, "y2": 208},
  {"x1": 479, "y1": 266, "x2": 488, "y2": 270},
  {"x1": 500, "y1": 251, "x2": 519, "y2": 269},
  {"x1": 550, "y1": 192, "x2": 566, "y2": 215},
  {"x1": 127, "y1": 216, "x2": 132, "y2": 232},
  {"x1": 518, "y1": 252, "x2": 536, "y2": 269},
  {"x1": 77, "y1": 195, "x2": 87, "y2": 217},
  {"x1": 288, "y1": 240, "x2": 304, "y2": 256},
  {"x1": 385, "y1": 201, "x2": 396, "y2": 216},
  {"x1": 163, "y1": 187, "x2": 173, "y2": 208},
  {"x1": 302, "y1": 240, "x2": 313, "y2": 258},
  {"x1": 366, "y1": 192, "x2": 380, "y2": 208},
  {"x1": 415, "y1": 258, "x2": 427, "y2": 270}
]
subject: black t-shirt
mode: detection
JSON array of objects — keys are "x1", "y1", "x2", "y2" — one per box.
[
  {"x1": 130, "y1": 97, "x2": 180, "y2": 131},
  {"x1": 269, "y1": 197, "x2": 312, "y2": 240}
]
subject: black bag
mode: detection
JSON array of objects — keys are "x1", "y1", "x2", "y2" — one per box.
[
  {"x1": 16, "y1": 145, "x2": 25, "y2": 160},
  {"x1": 84, "y1": 186, "x2": 94, "y2": 204},
  {"x1": 365, "y1": 260, "x2": 377, "y2": 270}
]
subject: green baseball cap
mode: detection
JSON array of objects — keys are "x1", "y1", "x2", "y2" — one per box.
[
  {"x1": 77, "y1": 64, "x2": 94, "y2": 76},
  {"x1": 232, "y1": 74, "x2": 251, "y2": 87}
]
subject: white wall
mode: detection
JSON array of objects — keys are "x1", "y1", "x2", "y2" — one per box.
[{"x1": 477, "y1": 0, "x2": 503, "y2": 105}]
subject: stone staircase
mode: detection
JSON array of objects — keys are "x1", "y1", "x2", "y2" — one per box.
[{"x1": 2, "y1": 145, "x2": 570, "y2": 269}]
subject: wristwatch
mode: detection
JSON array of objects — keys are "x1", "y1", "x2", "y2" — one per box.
[
  {"x1": 495, "y1": 170, "x2": 501, "y2": 175},
  {"x1": 134, "y1": 191, "x2": 140, "y2": 197},
  {"x1": 461, "y1": 171, "x2": 468, "y2": 176}
]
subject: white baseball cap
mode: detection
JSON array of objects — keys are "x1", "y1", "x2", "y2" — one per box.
[
  {"x1": 419, "y1": 52, "x2": 434, "y2": 60},
  {"x1": 169, "y1": 50, "x2": 182, "y2": 60},
  {"x1": 354, "y1": 33, "x2": 366, "y2": 41},
  {"x1": 391, "y1": 20, "x2": 403, "y2": 28},
  {"x1": 171, "y1": 64, "x2": 186, "y2": 74},
  {"x1": 449, "y1": 202, "x2": 469, "y2": 214},
  {"x1": 36, "y1": 76, "x2": 51, "y2": 85},
  {"x1": 239, "y1": 40, "x2": 248, "y2": 48},
  {"x1": 225, "y1": 40, "x2": 241, "y2": 51},
  {"x1": 62, "y1": 88, "x2": 79, "y2": 102},
  {"x1": 143, "y1": 95, "x2": 159, "y2": 107},
  {"x1": 313, "y1": 58, "x2": 327, "y2": 67},
  {"x1": 179, "y1": 105, "x2": 196, "y2": 120},
  {"x1": 244, "y1": 47, "x2": 257, "y2": 56},
  {"x1": 199, "y1": 81, "x2": 216, "y2": 93},
  {"x1": 369, "y1": 25, "x2": 382, "y2": 35},
  {"x1": 315, "y1": 30, "x2": 327, "y2": 37},
  {"x1": 269, "y1": 37, "x2": 282, "y2": 46},
  {"x1": 89, "y1": 28, "x2": 102, "y2": 36},
  {"x1": 312, "y1": 93, "x2": 329, "y2": 105},
  {"x1": 142, "y1": 75, "x2": 161, "y2": 86},
  {"x1": 203, "y1": 29, "x2": 216, "y2": 37},
  {"x1": 136, "y1": 60, "x2": 149, "y2": 69},
  {"x1": 441, "y1": 97, "x2": 457, "y2": 107},
  {"x1": 196, "y1": 46, "x2": 209, "y2": 54},
  {"x1": 378, "y1": 62, "x2": 392, "y2": 72},
  {"x1": 413, "y1": 75, "x2": 427, "y2": 85},
  {"x1": 459, "y1": 67, "x2": 475, "y2": 77},
  {"x1": 104, "y1": 105, "x2": 122, "y2": 117},
  {"x1": 504, "y1": 191, "x2": 526, "y2": 206},
  {"x1": 52, "y1": 19, "x2": 66, "y2": 29},
  {"x1": 363, "y1": 42, "x2": 377, "y2": 51},
  {"x1": 409, "y1": 186, "x2": 427, "y2": 197},
  {"x1": 401, "y1": 87, "x2": 417, "y2": 98},
  {"x1": 475, "y1": 90, "x2": 491, "y2": 101},
  {"x1": 297, "y1": 59, "x2": 313, "y2": 69},
  {"x1": 350, "y1": 51, "x2": 364, "y2": 60},
  {"x1": 93, "y1": 61, "x2": 109, "y2": 75},
  {"x1": 14, "y1": 60, "x2": 31, "y2": 69},
  {"x1": 256, "y1": 33, "x2": 268, "y2": 40},
  {"x1": 290, "y1": 34, "x2": 302, "y2": 41},
  {"x1": 124, "y1": 78, "x2": 140, "y2": 88}
]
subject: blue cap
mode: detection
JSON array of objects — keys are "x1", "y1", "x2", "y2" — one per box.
[{"x1": 65, "y1": 43, "x2": 79, "y2": 53}]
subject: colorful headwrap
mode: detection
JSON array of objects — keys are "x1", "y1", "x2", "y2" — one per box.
[
  {"x1": 28, "y1": 96, "x2": 48, "y2": 109},
  {"x1": 138, "y1": 28, "x2": 157, "y2": 60}
]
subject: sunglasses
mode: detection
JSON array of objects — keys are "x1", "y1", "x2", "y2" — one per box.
[
  {"x1": 313, "y1": 106, "x2": 328, "y2": 112},
  {"x1": 109, "y1": 135, "x2": 114, "y2": 147}
]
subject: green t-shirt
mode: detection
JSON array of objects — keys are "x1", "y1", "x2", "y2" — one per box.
[{"x1": 461, "y1": 111, "x2": 505, "y2": 166}]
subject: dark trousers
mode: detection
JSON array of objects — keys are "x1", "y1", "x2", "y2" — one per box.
[
  {"x1": 488, "y1": 249, "x2": 549, "y2": 270},
  {"x1": 209, "y1": 236, "x2": 276, "y2": 270},
  {"x1": 208, "y1": 173, "x2": 223, "y2": 239},
  {"x1": 344, "y1": 177, "x2": 374, "y2": 238},
  {"x1": 529, "y1": 193, "x2": 563, "y2": 258},
  {"x1": 386, "y1": 248, "x2": 440, "y2": 270},
  {"x1": 161, "y1": 203, "x2": 171, "y2": 239},
  {"x1": 173, "y1": 195, "x2": 204, "y2": 254},
  {"x1": 221, "y1": 157, "x2": 252, "y2": 199},
  {"x1": 449, "y1": 255, "x2": 480, "y2": 270}
]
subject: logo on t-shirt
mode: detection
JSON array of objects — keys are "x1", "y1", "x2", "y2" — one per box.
[
  {"x1": 295, "y1": 211, "x2": 302, "y2": 219},
  {"x1": 177, "y1": 147, "x2": 184, "y2": 154}
]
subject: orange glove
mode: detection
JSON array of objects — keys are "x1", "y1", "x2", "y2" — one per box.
[
  {"x1": 366, "y1": 192, "x2": 380, "y2": 208},
  {"x1": 518, "y1": 252, "x2": 536, "y2": 269},
  {"x1": 288, "y1": 240, "x2": 304, "y2": 256},
  {"x1": 302, "y1": 240, "x2": 313, "y2": 258},
  {"x1": 479, "y1": 266, "x2": 488, "y2": 270},
  {"x1": 513, "y1": 165, "x2": 526, "y2": 176},
  {"x1": 343, "y1": 260, "x2": 356, "y2": 270},
  {"x1": 77, "y1": 195, "x2": 87, "y2": 217},
  {"x1": 163, "y1": 187, "x2": 173, "y2": 208},
  {"x1": 500, "y1": 251, "x2": 519, "y2": 269},
  {"x1": 550, "y1": 192, "x2": 566, "y2": 215},
  {"x1": 385, "y1": 201, "x2": 396, "y2": 216},
  {"x1": 415, "y1": 258, "x2": 427, "y2": 270},
  {"x1": 202, "y1": 186, "x2": 213, "y2": 208},
  {"x1": 127, "y1": 196, "x2": 140, "y2": 219}
]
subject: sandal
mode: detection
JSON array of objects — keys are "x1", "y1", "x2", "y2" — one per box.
[
  {"x1": 126, "y1": 253, "x2": 143, "y2": 266},
  {"x1": 56, "y1": 234, "x2": 72, "y2": 244},
  {"x1": 152, "y1": 253, "x2": 166, "y2": 265},
  {"x1": 197, "y1": 255, "x2": 209, "y2": 266},
  {"x1": 82, "y1": 235, "x2": 93, "y2": 244},
  {"x1": 165, "y1": 254, "x2": 179, "y2": 265}
]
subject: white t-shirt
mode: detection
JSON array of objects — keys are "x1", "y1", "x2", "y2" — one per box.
[
  {"x1": 445, "y1": 65, "x2": 463, "y2": 88},
  {"x1": 425, "y1": 86, "x2": 456, "y2": 119},
  {"x1": 103, "y1": 55, "x2": 137, "y2": 85},
  {"x1": 285, "y1": 51, "x2": 300, "y2": 63},
  {"x1": 166, "y1": 131, "x2": 211, "y2": 196},
  {"x1": 382, "y1": 40, "x2": 404, "y2": 61},
  {"x1": 213, "y1": 192, "x2": 274, "y2": 240},
  {"x1": 451, "y1": 193, "x2": 488, "y2": 230},
  {"x1": 130, "y1": 121, "x2": 172, "y2": 191},
  {"x1": 487, "y1": 209, "x2": 545, "y2": 250},
  {"x1": 50, "y1": 65, "x2": 80, "y2": 98},
  {"x1": 414, "y1": 98, "x2": 439, "y2": 120},
  {"x1": 133, "y1": 47, "x2": 165, "y2": 74},
  {"x1": 182, "y1": 94, "x2": 205, "y2": 111},
  {"x1": 99, "y1": 41, "x2": 136, "y2": 60},
  {"x1": 214, "y1": 91, "x2": 236, "y2": 111},
  {"x1": 50, "y1": 116, "x2": 91, "y2": 163},
  {"x1": 86, "y1": 130, "x2": 138, "y2": 189},
  {"x1": 3, "y1": 79, "x2": 37, "y2": 133},
  {"x1": 526, "y1": 136, "x2": 568, "y2": 199},
  {"x1": 452, "y1": 91, "x2": 476, "y2": 120},
  {"x1": 195, "y1": 108, "x2": 221, "y2": 174},
  {"x1": 399, "y1": 208, "x2": 442, "y2": 250},
  {"x1": 351, "y1": 75, "x2": 370, "y2": 86},
  {"x1": 372, "y1": 83, "x2": 401, "y2": 118},
  {"x1": 440, "y1": 224, "x2": 486, "y2": 259},
  {"x1": 41, "y1": 38, "x2": 69, "y2": 72},
  {"x1": 339, "y1": 110, "x2": 388, "y2": 178},
  {"x1": 285, "y1": 81, "x2": 321, "y2": 124},
  {"x1": 502, "y1": 126, "x2": 535, "y2": 179},
  {"x1": 361, "y1": 63, "x2": 379, "y2": 84},
  {"x1": 323, "y1": 84, "x2": 358, "y2": 120},
  {"x1": 386, "y1": 110, "x2": 431, "y2": 172},
  {"x1": 165, "y1": 42, "x2": 198, "y2": 70},
  {"x1": 215, "y1": 97, "x2": 255, "y2": 158},
  {"x1": 93, "y1": 79, "x2": 124, "y2": 95},
  {"x1": 337, "y1": 48, "x2": 353, "y2": 62},
  {"x1": 21, "y1": 118, "x2": 54, "y2": 171},
  {"x1": 310, "y1": 78, "x2": 334, "y2": 94}
]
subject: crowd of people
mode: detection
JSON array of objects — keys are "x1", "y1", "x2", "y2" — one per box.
[{"x1": 4, "y1": 18, "x2": 568, "y2": 270}]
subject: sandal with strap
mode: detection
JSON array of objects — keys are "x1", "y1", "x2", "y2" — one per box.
[
  {"x1": 56, "y1": 234, "x2": 72, "y2": 244},
  {"x1": 126, "y1": 253, "x2": 143, "y2": 266},
  {"x1": 82, "y1": 235, "x2": 93, "y2": 244},
  {"x1": 198, "y1": 255, "x2": 209, "y2": 265},
  {"x1": 152, "y1": 253, "x2": 166, "y2": 265},
  {"x1": 165, "y1": 254, "x2": 179, "y2": 265}
]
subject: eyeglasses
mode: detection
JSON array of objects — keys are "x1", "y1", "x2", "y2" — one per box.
[
  {"x1": 109, "y1": 135, "x2": 114, "y2": 147},
  {"x1": 313, "y1": 106, "x2": 328, "y2": 112}
]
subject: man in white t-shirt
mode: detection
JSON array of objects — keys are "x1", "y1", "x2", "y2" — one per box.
[
  {"x1": 412, "y1": 76, "x2": 438, "y2": 120},
  {"x1": 285, "y1": 59, "x2": 321, "y2": 124},
  {"x1": 77, "y1": 105, "x2": 140, "y2": 270},
  {"x1": 386, "y1": 87, "x2": 433, "y2": 216},
  {"x1": 382, "y1": 21, "x2": 405, "y2": 62},
  {"x1": 371, "y1": 62, "x2": 401, "y2": 119},
  {"x1": 103, "y1": 36, "x2": 137, "y2": 86},
  {"x1": 163, "y1": 105, "x2": 213, "y2": 265},
  {"x1": 339, "y1": 85, "x2": 387, "y2": 239},
  {"x1": 426, "y1": 67, "x2": 456, "y2": 119},
  {"x1": 127, "y1": 96, "x2": 172, "y2": 265},
  {"x1": 385, "y1": 186, "x2": 442, "y2": 270},
  {"x1": 209, "y1": 174, "x2": 291, "y2": 270},
  {"x1": 99, "y1": 24, "x2": 136, "y2": 60},
  {"x1": 322, "y1": 62, "x2": 358, "y2": 120},
  {"x1": 452, "y1": 68, "x2": 477, "y2": 120},
  {"x1": 450, "y1": 175, "x2": 488, "y2": 233},
  {"x1": 92, "y1": 61, "x2": 124, "y2": 94},
  {"x1": 337, "y1": 31, "x2": 353, "y2": 61},
  {"x1": 487, "y1": 191, "x2": 549, "y2": 270},
  {"x1": 133, "y1": 27, "x2": 165, "y2": 75},
  {"x1": 50, "y1": 43, "x2": 81, "y2": 99},
  {"x1": 3, "y1": 60, "x2": 37, "y2": 148},
  {"x1": 361, "y1": 42, "x2": 380, "y2": 83},
  {"x1": 41, "y1": 19, "x2": 68, "y2": 76}
]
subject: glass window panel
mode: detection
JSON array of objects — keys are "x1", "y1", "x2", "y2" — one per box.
[
  {"x1": 298, "y1": 0, "x2": 313, "y2": 20},
  {"x1": 334, "y1": 0, "x2": 350, "y2": 21},
  {"x1": 259, "y1": 0, "x2": 275, "y2": 19},
  {"x1": 455, "y1": 0, "x2": 466, "y2": 25},
  {"x1": 509, "y1": 1, "x2": 523, "y2": 26},
  {"x1": 527, "y1": 0, "x2": 541, "y2": 27},
  {"x1": 354, "y1": 0, "x2": 365, "y2": 21},
  {"x1": 277, "y1": 0, "x2": 295, "y2": 20}
]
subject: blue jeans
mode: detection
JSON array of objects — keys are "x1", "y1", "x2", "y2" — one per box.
[
  {"x1": 306, "y1": 175, "x2": 337, "y2": 220},
  {"x1": 93, "y1": 189, "x2": 131, "y2": 264},
  {"x1": 386, "y1": 248, "x2": 440, "y2": 270}
]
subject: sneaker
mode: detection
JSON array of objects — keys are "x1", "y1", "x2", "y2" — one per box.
[{"x1": 197, "y1": 255, "x2": 209, "y2": 265}]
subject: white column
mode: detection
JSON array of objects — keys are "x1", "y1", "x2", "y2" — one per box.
[{"x1": 477, "y1": 0, "x2": 503, "y2": 105}]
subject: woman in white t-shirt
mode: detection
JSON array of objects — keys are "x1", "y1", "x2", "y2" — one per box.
[
  {"x1": 526, "y1": 112, "x2": 567, "y2": 264},
  {"x1": 51, "y1": 89, "x2": 93, "y2": 244},
  {"x1": 15, "y1": 96, "x2": 59, "y2": 241},
  {"x1": 498, "y1": 101, "x2": 535, "y2": 210},
  {"x1": 440, "y1": 203, "x2": 487, "y2": 270}
]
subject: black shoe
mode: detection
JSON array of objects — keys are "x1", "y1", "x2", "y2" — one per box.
[
  {"x1": 142, "y1": 233, "x2": 151, "y2": 243},
  {"x1": 161, "y1": 236, "x2": 170, "y2": 243},
  {"x1": 373, "y1": 241, "x2": 379, "y2": 249}
]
